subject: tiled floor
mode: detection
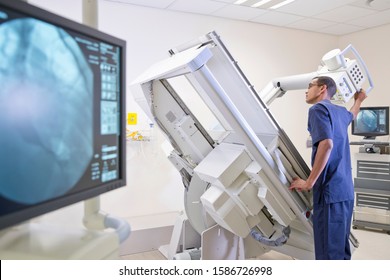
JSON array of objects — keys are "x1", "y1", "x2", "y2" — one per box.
[
  {"x1": 121, "y1": 228, "x2": 390, "y2": 260},
  {"x1": 350, "y1": 228, "x2": 390, "y2": 260}
]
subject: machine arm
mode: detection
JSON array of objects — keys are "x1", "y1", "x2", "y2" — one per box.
[{"x1": 260, "y1": 44, "x2": 374, "y2": 106}]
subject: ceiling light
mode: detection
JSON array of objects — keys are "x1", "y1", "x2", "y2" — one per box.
[
  {"x1": 251, "y1": 0, "x2": 273, "y2": 8},
  {"x1": 234, "y1": 0, "x2": 250, "y2": 4},
  {"x1": 235, "y1": 0, "x2": 297, "y2": 10},
  {"x1": 269, "y1": 0, "x2": 296, "y2": 9}
]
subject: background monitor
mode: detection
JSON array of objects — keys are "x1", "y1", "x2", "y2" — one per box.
[
  {"x1": 351, "y1": 106, "x2": 389, "y2": 139},
  {"x1": 0, "y1": 0, "x2": 126, "y2": 230}
]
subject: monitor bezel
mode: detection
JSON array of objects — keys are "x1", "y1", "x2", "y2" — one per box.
[
  {"x1": 0, "y1": 0, "x2": 127, "y2": 230},
  {"x1": 351, "y1": 106, "x2": 390, "y2": 138}
]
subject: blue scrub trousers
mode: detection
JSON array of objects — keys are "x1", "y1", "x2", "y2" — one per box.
[{"x1": 313, "y1": 200, "x2": 354, "y2": 260}]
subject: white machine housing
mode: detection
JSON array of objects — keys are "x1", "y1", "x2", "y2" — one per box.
[
  {"x1": 131, "y1": 31, "x2": 369, "y2": 259},
  {"x1": 260, "y1": 44, "x2": 373, "y2": 105}
]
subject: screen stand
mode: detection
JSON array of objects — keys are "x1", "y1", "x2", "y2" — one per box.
[{"x1": 0, "y1": 196, "x2": 123, "y2": 259}]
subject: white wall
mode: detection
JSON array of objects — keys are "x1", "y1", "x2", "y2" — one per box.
[{"x1": 24, "y1": 0, "x2": 388, "y2": 236}]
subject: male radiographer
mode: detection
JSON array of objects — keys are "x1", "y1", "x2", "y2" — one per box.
[{"x1": 289, "y1": 76, "x2": 367, "y2": 260}]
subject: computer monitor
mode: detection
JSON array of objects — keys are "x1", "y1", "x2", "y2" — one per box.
[
  {"x1": 351, "y1": 106, "x2": 389, "y2": 139},
  {"x1": 0, "y1": 0, "x2": 126, "y2": 230}
]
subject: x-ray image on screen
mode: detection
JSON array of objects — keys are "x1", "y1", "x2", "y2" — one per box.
[
  {"x1": 0, "y1": 18, "x2": 93, "y2": 204},
  {"x1": 355, "y1": 110, "x2": 383, "y2": 133},
  {"x1": 0, "y1": 0, "x2": 126, "y2": 231},
  {"x1": 352, "y1": 107, "x2": 389, "y2": 138}
]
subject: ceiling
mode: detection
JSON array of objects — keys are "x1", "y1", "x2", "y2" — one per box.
[{"x1": 105, "y1": 0, "x2": 390, "y2": 35}]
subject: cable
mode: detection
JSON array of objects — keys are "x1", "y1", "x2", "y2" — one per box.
[{"x1": 250, "y1": 226, "x2": 291, "y2": 247}]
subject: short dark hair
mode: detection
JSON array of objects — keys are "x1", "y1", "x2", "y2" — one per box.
[{"x1": 313, "y1": 76, "x2": 337, "y2": 98}]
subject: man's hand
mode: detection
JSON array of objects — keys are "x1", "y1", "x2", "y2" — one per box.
[
  {"x1": 350, "y1": 88, "x2": 367, "y2": 119},
  {"x1": 289, "y1": 177, "x2": 313, "y2": 192},
  {"x1": 354, "y1": 88, "x2": 367, "y2": 102}
]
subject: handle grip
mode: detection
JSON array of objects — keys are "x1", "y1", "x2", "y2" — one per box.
[{"x1": 340, "y1": 44, "x2": 374, "y2": 94}]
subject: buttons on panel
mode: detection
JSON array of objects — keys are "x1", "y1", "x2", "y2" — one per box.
[{"x1": 349, "y1": 62, "x2": 365, "y2": 88}]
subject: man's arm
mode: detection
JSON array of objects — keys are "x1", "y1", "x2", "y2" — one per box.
[
  {"x1": 350, "y1": 89, "x2": 367, "y2": 120},
  {"x1": 289, "y1": 139, "x2": 333, "y2": 191}
]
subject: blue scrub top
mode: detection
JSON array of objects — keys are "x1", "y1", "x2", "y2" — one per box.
[{"x1": 308, "y1": 100, "x2": 354, "y2": 205}]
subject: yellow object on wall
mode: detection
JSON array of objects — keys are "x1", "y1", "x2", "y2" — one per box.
[{"x1": 127, "y1": 112, "x2": 137, "y2": 125}]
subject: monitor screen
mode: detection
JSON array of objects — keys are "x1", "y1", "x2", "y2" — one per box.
[
  {"x1": 351, "y1": 106, "x2": 389, "y2": 139},
  {"x1": 0, "y1": 0, "x2": 126, "y2": 230}
]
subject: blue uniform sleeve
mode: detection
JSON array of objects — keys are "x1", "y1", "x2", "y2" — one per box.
[
  {"x1": 346, "y1": 111, "x2": 354, "y2": 126},
  {"x1": 308, "y1": 104, "x2": 332, "y2": 146}
]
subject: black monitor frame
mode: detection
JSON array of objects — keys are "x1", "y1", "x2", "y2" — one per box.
[
  {"x1": 0, "y1": 0, "x2": 127, "y2": 230},
  {"x1": 351, "y1": 106, "x2": 389, "y2": 139}
]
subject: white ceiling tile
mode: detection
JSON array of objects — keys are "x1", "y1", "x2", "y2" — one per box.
[
  {"x1": 275, "y1": 0, "x2": 357, "y2": 17},
  {"x1": 288, "y1": 18, "x2": 336, "y2": 30},
  {"x1": 105, "y1": 0, "x2": 176, "y2": 9},
  {"x1": 350, "y1": 0, "x2": 390, "y2": 11},
  {"x1": 313, "y1": 6, "x2": 376, "y2": 23},
  {"x1": 319, "y1": 23, "x2": 365, "y2": 35},
  {"x1": 212, "y1": 4, "x2": 268, "y2": 20},
  {"x1": 168, "y1": 0, "x2": 227, "y2": 14},
  {"x1": 347, "y1": 9, "x2": 390, "y2": 27},
  {"x1": 250, "y1": 11, "x2": 303, "y2": 26}
]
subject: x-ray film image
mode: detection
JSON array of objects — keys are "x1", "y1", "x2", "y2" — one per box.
[{"x1": 0, "y1": 18, "x2": 93, "y2": 204}]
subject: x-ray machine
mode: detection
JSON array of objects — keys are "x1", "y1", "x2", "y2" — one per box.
[{"x1": 131, "y1": 31, "x2": 373, "y2": 260}]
